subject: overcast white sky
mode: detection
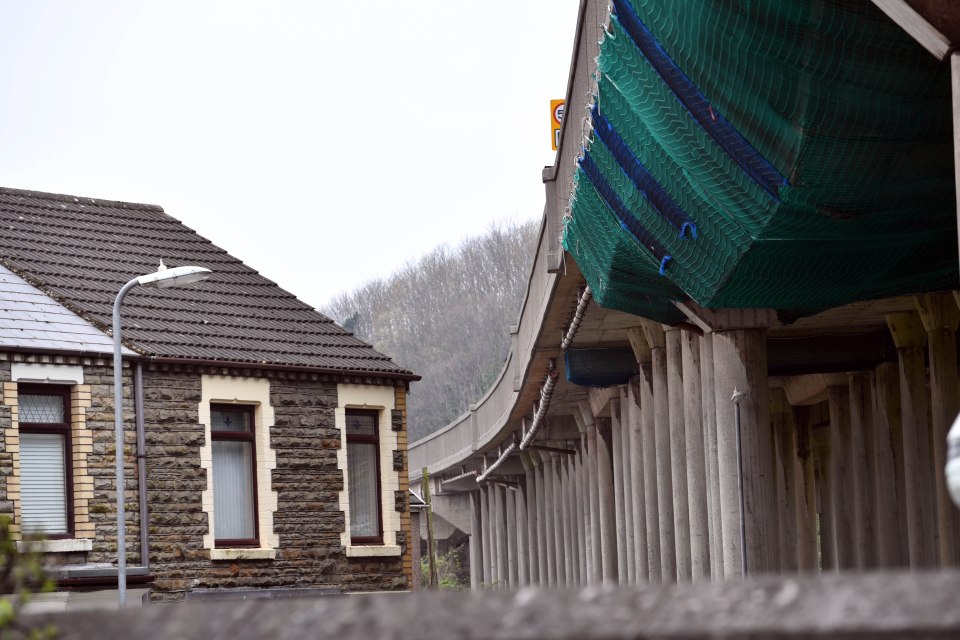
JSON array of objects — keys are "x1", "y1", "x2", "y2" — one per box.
[{"x1": 0, "y1": 1, "x2": 581, "y2": 308}]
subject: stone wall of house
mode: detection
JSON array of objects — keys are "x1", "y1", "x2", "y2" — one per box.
[
  {"x1": 0, "y1": 354, "x2": 413, "y2": 599},
  {"x1": 0, "y1": 355, "x2": 143, "y2": 569},
  {"x1": 144, "y1": 366, "x2": 411, "y2": 601}
]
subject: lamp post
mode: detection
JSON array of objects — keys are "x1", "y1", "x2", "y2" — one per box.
[{"x1": 113, "y1": 264, "x2": 211, "y2": 607}]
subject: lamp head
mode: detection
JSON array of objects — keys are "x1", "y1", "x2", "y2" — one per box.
[{"x1": 136, "y1": 265, "x2": 211, "y2": 289}]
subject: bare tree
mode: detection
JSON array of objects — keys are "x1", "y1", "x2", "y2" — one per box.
[{"x1": 323, "y1": 220, "x2": 538, "y2": 440}]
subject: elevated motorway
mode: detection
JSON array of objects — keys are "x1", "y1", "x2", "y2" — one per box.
[{"x1": 411, "y1": 0, "x2": 960, "y2": 589}]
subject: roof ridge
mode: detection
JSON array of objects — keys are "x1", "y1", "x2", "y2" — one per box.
[{"x1": 0, "y1": 186, "x2": 164, "y2": 213}]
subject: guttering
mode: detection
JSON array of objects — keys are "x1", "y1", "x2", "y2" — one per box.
[
  {"x1": 142, "y1": 356, "x2": 421, "y2": 382},
  {"x1": 477, "y1": 286, "x2": 592, "y2": 483}
]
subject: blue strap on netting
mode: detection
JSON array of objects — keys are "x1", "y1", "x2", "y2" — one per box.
[
  {"x1": 679, "y1": 221, "x2": 697, "y2": 239},
  {"x1": 579, "y1": 153, "x2": 672, "y2": 271},
  {"x1": 659, "y1": 255, "x2": 672, "y2": 275},
  {"x1": 592, "y1": 105, "x2": 698, "y2": 239},
  {"x1": 611, "y1": 0, "x2": 786, "y2": 200}
]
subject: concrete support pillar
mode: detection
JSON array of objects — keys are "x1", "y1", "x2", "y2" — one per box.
[
  {"x1": 595, "y1": 416, "x2": 619, "y2": 583},
  {"x1": 550, "y1": 453, "x2": 565, "y2": 585},
  {"x1": 494, "y1": 483, "x2": 507, "y2": 587},
  {"x1": 581, "y1": 408, "x2": 603, "y2": 584},
  {"x1": 700, "y1": 332, "x2": 723, "y2": 579},
  {"x1": 849, "y1": 372, "x2": 877, "y2": 570},
  {"x1": 682, "y1": 330, "x2": 710, "y2": 580},
  {"x1": 887, "y1": 311, "x2": 937, "y2": 568},
  {"x1": 793, "y1": 406, "x2": 818, "y2": 572},
  {"x1": 535, "y1": 453, "x2": 549, "y2": 585},
  {"x1": 516, "y1": 480, "x2": 529, "y2": 586},
  {"x1": 506, "y1": 484, "x2": 519, "y2": 588},
  {"x1": 541, "y1": 451, "x2": 557, "y2": 586},
  {"x1": 575, "y1": 418, "x2": 597, "y2": 585},
  {"x1": 618, "y1": 390, "x2": 637, "y2": 584},
  {"x1": 640, "y1": 321, "x2": 676, "y2": 581},
  {"x1": 828, "y1": 382, "x2": 856, "y2": 571},
  {"x1": 641, "y1": 367, "x2": 663, "y2": 582},
  {"x1": 665, "y1": 326, "x2": 691, "y2": 582},
  {"x1": 625, "y1": 379, "x2": 649, "y2": 582},
  {"x1": 575, "y1": 441, "x2": 589, "y2": 584},
  {"x1": 561, "y1": 452, "x2": 576, "y2": 586},
  {"x1": 610, "y1": 399, "x2": 629, "y2": 583},
  {"x1": 770, "y1": 388, "x2": 798, "y2": 573},
  {"x1": 915, "y1": 293, "x2": 960, "y2": 567},
  {"x1": 470, "y1": 490, "x2": 482, "y2": 590},
  {"x1": 480, "y1": 483, "x2": 492, "y2": 586},
  {"x1": 872, "y1": 362, "x2": 908, "y2": 568},
  {"x1": 521, "y1": 453, "x2": 540, "y2": 585},
  {"x1": 814, "y1": 421, "x2": 836, "y2": 572},
  {"x1": 713, "y1": 325, "x2": 779, "y2": 576}
]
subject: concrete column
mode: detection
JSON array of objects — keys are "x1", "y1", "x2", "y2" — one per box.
[
  {"x1": 574, "y1": 418, "x2": 597, "y2": 585},
  {"x1": 521, "y1": 453, "x2": 540, "y2": 585},
  {"x1": 665, "y1": 327, "x2": 691, "y2": 582},
  {"x1": 682, "y1": 330, "x2": 710, "y2": 580},
  {"x1": 550, "y1": 454, "x2": 565, "y2": 585},
  {"x1": 626, "y1": 379, "x2": 649, "y2": 582},
  {"x1": 770, "y1": 388, "x2": 798, "y2": 573},
  {"x1": 713, "y1": 326, "x2": 779, "y2": 576},
  {"x1": 828, "y1": 382, "x2": 856, "y2": 571},
  {"x1": 470, "y1": 490, "x2": 482, "y2": 590},
  {"x1": 887, "y1": 311, "x2": 937, "y2": 568},
  {"x1": 515, "y1": 480, "x2": 528, "y2": 587},
  {"x1": 849, "y1": 372, "x2": 877, "y2": 570},
  {"x1": 583, "y1": 414, "x2": 603, "y2": 584},
  {"x1": 641, "y1": 321, "x2": 676, "y2": 581},
  {"x1": 872, "y1": 362, "x2": 909, "y2": 568},
  {"x1": 575, "y1": 441, "x2": 589, "y2": 584},
  {"x1": 793, "y1": 406, "x2": 818, "y2": 572},
  {"x1": 701, "y1": 332, "x2": 723, "y2": 579},
  {"x1": 540, "y1": 451, "x2": 557, "y2": 586},
  {"x1": 610, "y1": 399, "x2": 629, "y2": 583},
  {"x1": 561, "y1": 452, "x2": 575, "y2": 586},
  {"x1": 506, "y1": 484, "x2": 518, "y2": 588},
  {"x1": 814, "y1": 421, "x2": 836, "y2": 572},
  {"x1": 480, "y1": 483, "x2": 492, "y2": 586},
  {"x1": 916, "y1": 293, "x2": 960, "y2": 567},
  {"x1": 494, "y1": 483, "x2": 507, "y2": 587},
  {"x1": 639, "y1": 358, "x2": 662, "y2": 581},
  {"x1": 569, "y1": 451, "x2": 582, "y2": 584},
  {"x1": 618, "y1": 390, "x2": 637, "y2": 584},
  {"x1": 535, "y1": 454, "x2": 549, "y2": 585},
  {"x1": 596, "y1": 416, "x2": 619, "y2": 583}
]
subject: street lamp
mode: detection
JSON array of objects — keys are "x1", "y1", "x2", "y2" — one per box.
[{"x1": 113, "y1": 264, "x2": 211, "y2": 607}]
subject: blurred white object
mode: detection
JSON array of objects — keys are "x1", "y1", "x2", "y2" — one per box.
[{"x1": 947, "y1": 412, "x2": 960, "y2": 509}]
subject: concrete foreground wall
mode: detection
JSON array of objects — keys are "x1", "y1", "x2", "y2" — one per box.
[{"x1": 36, "y1": 571, "x2": 960, "y2": 639}]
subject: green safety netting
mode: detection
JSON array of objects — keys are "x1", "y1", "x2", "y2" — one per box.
[{"x1": 563, "y1": 0, "x2": 957, "y2": 318}]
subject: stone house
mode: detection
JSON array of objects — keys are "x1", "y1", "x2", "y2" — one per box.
[{"x1": 0, "y1": 187, "x2": 419, "y2": 601}]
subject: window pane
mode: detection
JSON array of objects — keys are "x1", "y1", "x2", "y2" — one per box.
[
  {"x1": 211, "y1": 406, "x2": 252, "y2": 433},
  {"x1": 212, "y1": 440, "x2": 255, "y2": 539},
  {"x1": 347, "y1": 441, "x2": 379, "y2": 538},
  {"x1": 346, "y1": 413, "x2": 376, "y2": 437},
  {"x1": 20, "y1": 433, "x2": 67, "y2": 535},
  {"x1": 19, "y1": 395, "x2": 64, "y2": 424}
]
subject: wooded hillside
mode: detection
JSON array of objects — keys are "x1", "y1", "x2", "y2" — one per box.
[{"x1": 323, "y1": 220, "x2": 539, "y2": 440}]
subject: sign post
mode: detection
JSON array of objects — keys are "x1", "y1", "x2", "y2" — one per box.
[{"x1": 551, "y1": 99, "x2": 565, "y2": 151}]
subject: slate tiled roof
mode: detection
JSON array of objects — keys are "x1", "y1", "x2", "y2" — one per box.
[
  {"x1": 0, "y1": 187, "x2": 417, "y2": 379},
  {"x1": 0, "y1": 264, "x2": 135, "y2": 356}
]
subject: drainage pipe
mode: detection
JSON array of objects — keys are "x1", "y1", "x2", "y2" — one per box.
[{"x1": 135, "y1": 363, "x2": 150, "y2": 570}]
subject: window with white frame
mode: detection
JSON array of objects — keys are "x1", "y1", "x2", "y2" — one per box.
[
  {"x1": 210, "y1": 404, "x2": 258, "y2": 547},
  {"x1": 346, "y1": 409, "x2": 382, "y2": 544},
  {"x1": 18, "y1": 385, "x2": 72, "y2": 537}
]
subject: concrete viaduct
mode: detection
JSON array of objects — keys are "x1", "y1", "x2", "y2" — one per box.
[{"x1": 411, "y1": 0, "x2": 960, "y2": 589}]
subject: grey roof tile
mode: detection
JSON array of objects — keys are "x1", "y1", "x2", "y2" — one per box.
[{"x1": 0, "y1": 187, "x2": 416, "y2": 379}]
